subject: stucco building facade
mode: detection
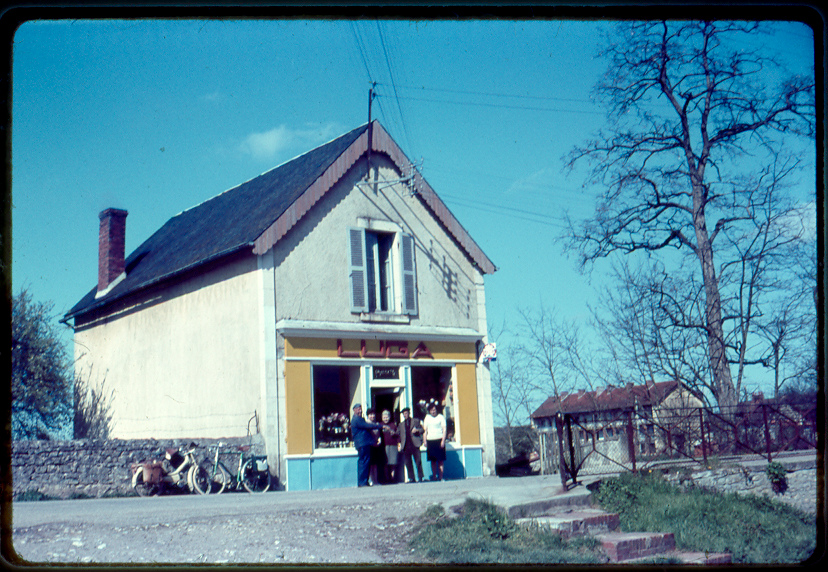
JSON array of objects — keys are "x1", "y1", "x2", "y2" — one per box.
[{"x1": 64, "y1": 121, "x2": 497, "y2": 490}]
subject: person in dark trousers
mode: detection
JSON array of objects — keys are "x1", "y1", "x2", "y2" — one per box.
[
  {"x1": 396, "y1": 407, "x2": 425, "y2": 483},
  {"x1": 366, "y1": 408, "x2": 385, "y2": 485},
  {"x1": 423, "y1": 403, "x2": 447, "y2": 481},
  {"x1": 351, "y1": 403, "x2": 383, "y2": 487}
]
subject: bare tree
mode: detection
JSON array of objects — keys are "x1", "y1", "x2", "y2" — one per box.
[
  {"x1": 517, "y1": 304, "x2": 579, "y2": 400},
  {"x1": 515, "y1": 303, "x2": 625, "y2": 408},
  {"x1": 592, "y1": 260, "x2": 714, "y2": 402},
  {"x1": 566, "y1": 21, "x2": 815, "y2": 409},
  {"x1": 488, "y1": 324, "x2": 534, "y2": 458},
  {"x1": 753, "y1": 226, "x2": 818, "y2": 398}
]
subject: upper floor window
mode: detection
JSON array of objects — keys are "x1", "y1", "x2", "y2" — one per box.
[{"x1": 349, "y1": 226, "x2": 417, "y2": 315}]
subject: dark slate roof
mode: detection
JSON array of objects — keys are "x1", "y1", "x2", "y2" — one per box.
[
  {"x1": 530, "y1": 381, "x2": 681, "y2": 418},
  {"x1": 66, "y1": 123, "x2": 369, "y2": 320}
]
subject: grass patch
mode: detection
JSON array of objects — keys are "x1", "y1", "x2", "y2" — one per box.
[
  {"x1": 14, "y1": 490, "x2": 58, "y2": 502},
  {"x1": 592, "y1": 471, "x2": 816, "y2": 564},
  {"x1": 409, "y1": 498, "x2": 606, "y2": 564}
]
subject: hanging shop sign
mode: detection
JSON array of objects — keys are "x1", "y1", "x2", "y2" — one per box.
[
  {"x1": 478, "y1": 342, "x2": 497, "y2": 363},
  {"x1": 336, "y1": 339, "x2": 433, "y2": 359}
]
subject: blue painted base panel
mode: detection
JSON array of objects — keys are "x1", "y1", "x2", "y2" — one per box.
[{"x1": 286, "y1": 447, "x2": 483, "y2": 491}]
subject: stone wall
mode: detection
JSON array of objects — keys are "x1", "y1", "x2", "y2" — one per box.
[
  {"x1": 662, "y1": 457, "x2": 817, "y2": 515},
  {"x1": 11, "y1": 436, "x2": 266, "y2": 499}
]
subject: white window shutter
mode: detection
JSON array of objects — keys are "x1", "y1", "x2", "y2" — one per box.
[
  {"x1": 349, "y1": 227, "x2": 368, "y2": 313},
  {"x1": 400, "y1": 233, "x2": 418, "y2": 315}
]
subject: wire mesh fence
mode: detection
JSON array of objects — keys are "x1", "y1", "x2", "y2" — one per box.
[{"x1": 538, "y1": 401, "x2": 817, "y2": 487}]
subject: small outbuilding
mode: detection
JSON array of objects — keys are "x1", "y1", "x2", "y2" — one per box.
[{"x1": 530, "y1": 380, "x2": 704, "y2": 476}]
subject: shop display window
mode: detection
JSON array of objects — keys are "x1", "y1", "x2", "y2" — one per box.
[{"x1": 313, "y1": 365, "x2": 360, "y2": 448}]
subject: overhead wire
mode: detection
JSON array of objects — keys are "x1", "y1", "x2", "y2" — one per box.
[
  {"x1": 346, "y1": 22, "x2": 606, "y2": 228},
  {"x1": 375, "y1": 20, "x2": 415, "y2": 157},
  {"x1": 440, "y1": 194, "x2": 567, "y2": 229},
  {"x1": 349, "y1": 21, "x2": 373, "y2": 86},
  {"x1": 377, "y1": 82, "x2": 596, "y2": 105}
]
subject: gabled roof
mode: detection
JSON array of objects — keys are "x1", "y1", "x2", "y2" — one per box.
[
  {"x1": 65, "y1": 121, "x2": 495, "y2": 321},
  {"x1": 530, "y1": 381, "x2": 681, "y2": 419}
]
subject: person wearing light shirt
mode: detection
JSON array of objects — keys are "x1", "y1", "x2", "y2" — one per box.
[{"x1": 423, "y1": 403, "x2": 447, "y2": 481}]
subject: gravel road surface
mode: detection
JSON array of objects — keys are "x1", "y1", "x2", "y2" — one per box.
[{"x1": 10, "y1": 482, "x2": 458, "y2": 565}]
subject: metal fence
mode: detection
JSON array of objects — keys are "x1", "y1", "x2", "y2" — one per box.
[{"x1": 539, "y1": 401, "x2": 817, "y2": 488}]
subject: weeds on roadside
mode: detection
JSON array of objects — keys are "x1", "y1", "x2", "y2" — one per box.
[
  {"x1": 409, "y1": 498, "x2": 605, "y2": 564},
  {"x1": 14, "y1": 490, "x2": 58, "y2": 502},
  {"x1": 593, "y1": 471, "x2": 816, "y2": 564},
  {"x1": 15, "y1": 489, "x2": 131, "y2": 501}
]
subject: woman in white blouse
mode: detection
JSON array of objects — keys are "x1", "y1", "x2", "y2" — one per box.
[{"x1": 423, "y1": 403, "x2": 446, "y2": 481}]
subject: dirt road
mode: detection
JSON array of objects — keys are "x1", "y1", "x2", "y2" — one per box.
[{"x1": 10, "y1": 483, "x2": 448, "y2": 565}]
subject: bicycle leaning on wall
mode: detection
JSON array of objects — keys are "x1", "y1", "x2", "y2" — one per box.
[
  {"x1": 131, "y1": 442, "x2": 212, "y2": 496},
  {"x1": 201, "y1": 442, "x2": 270, "y2": 494}
]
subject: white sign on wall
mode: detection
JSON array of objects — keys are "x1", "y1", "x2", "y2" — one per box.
[{"x1": 478, "y1": 343, "x2": 497, "y2": 363}]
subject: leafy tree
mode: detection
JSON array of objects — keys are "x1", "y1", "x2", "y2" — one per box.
[
  {"x1": 11, "y1": 288, "x2": 72, "y2": 439},
  {"x1": 566, "y1": 21, "x2": 815, "y2": 409}
]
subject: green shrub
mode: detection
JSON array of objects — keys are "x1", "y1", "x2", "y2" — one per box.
[{"x1": 765, "y1": 461, "x2": 788, "y2": 493}]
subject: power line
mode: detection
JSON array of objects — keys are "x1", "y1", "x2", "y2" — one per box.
[
  {"x1": 376, "y1": 82, "x2": 596, "y2": 105},
  {"x1": 394, "y1": 94, "x2": 606, "y2": 116},
  {"x1": 349, "y1": 21, "x2": 373, "y2": 85},
  {"x1": 375, "y1": 21, "x2": 414, "y2": 156},
  {"x1": 440, "y1": 193, "x2": 568, "y2": 229},
  {"x1": 424, "y1": 161, "x2": 598, "y2": 203}
]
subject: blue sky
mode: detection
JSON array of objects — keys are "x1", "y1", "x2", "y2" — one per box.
[{"x1": 11, "y1": 19, "x2": 816, "y2": 397}]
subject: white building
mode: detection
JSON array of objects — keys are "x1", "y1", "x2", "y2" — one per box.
[{"x1": 63, "y1": 121, "x2": 497, "y2": 490}]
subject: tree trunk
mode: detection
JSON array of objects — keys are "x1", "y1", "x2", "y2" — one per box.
[{"x1": 693, "y1": 185, "x2": 738, "y2": 412}]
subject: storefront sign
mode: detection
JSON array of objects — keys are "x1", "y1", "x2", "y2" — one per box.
[
  {"x1": 373, "y1": 366, "x2": 400, "y2": 379},
  {"x1": 336, "y1": 339, "x2": 433, "y2": 359}
]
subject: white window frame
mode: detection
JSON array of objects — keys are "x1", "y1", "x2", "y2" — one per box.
[{"x1": 348, "y1": 220, "x2": 417, "y2": 316}]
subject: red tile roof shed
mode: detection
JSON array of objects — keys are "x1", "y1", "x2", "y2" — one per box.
[{"x1": 530, "y1": 381, "x2": 680, "y2": 419}]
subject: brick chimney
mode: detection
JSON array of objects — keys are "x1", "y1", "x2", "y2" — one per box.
[{"x1": 97, "y1": 208, "x2": 128, "y2": 293}]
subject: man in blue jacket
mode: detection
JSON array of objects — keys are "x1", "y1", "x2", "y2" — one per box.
[{"x1": 351, "y1": 403, "x2": 383, "y2": 487}]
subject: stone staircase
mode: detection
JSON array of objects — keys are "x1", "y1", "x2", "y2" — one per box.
[{"x1": 509, "y1": 489, "x2": 731, "y2": 564}]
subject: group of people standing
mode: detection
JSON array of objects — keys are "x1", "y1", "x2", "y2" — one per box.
[{"x1": 350, "y1": 402, "x2": 447, "y2": 487}]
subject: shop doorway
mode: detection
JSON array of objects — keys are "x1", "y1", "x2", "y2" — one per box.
[{"x1": 371, "y1": 387, "x2": 403, "y2": 421}]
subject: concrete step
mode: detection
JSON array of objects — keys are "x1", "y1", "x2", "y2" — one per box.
[
  {"x1": 515, "y1": 508, "x2": 620, "y2": 538},
  {"x1": 506, "y1": 486, "x2": 593, "y2": 519},
  {"x1": 672, "y1": 551, "x2": 733, "y2": 565},
  {"x1": 596, "y1": 531, "x2": 676, "y2": 562},
  {"x1": 620, "y1": 550, "x2": 733, "y2": 565}
]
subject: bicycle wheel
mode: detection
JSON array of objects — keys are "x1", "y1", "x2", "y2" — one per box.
[
  {"x1": 212, "y1": 465, "x2": 230, "y2": 495},
  {"x1": 201, "y1": 460, "x2": 228, "y2": 494},
  {"x1": 134, "y1": 471, "x2": 162, "y2": 497},
  {"x1": 241, "y1": 459, "x2": 270, "y2": 493},
  {"x1": 187, "y1": 464, "x2": 212, "y2": 495}
]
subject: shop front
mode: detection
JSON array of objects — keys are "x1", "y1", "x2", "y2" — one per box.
[{"x1": 282, "y1": 336, "x2": 483, "y2": 490}]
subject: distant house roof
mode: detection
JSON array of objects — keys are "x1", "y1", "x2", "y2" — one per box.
[
  {"x1": 65, "y1": 121, "x2": 496, "y2": 322},
  {"x1": 530, "y1": 381, "x2": 682, "y2": 419}
]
